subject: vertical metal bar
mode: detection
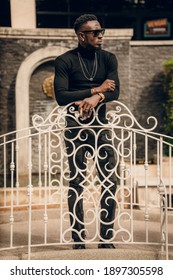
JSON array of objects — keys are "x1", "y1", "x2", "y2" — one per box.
[
  {"x1": 27, "y1": 135, "x2": 33, "y2": 260},
  {"x1": 120, "y1": 129, "x2": 125, "y2": 209},
  {"x1": 159, "y1": 136, "x2": 168, "y2": 259},
  {"x1": 10, "y1": 142, "x2": 15, "y2": 247},
  {"x1": 3, "y1": 136, "x2": 7, "y2": 207},
  {"x1": 44, "y1": 133, "x2": 48, "y2": 244},
  {"x1": 144, "y1": 134, "x2": 149, "y2": 243},
  {"x1": 160, "y1": 137, "x2": 163, "y2": 179},
  {"x1": 38, "y1": 131, "x2": 42, "y2": 204},
  {"x1": 130, "y1": 131, "x2": 134, "y2": 242},
  {"x1": 133, "y1": 132, "x2": 137, "y2": 205},
  {"x1": 159, "y1": 137, "x2": 164, "y2": 255},
  {"x1": 168, "y1": 146, "x2": 172, "y2": 209},
  {"x1": 15, "y1": 133, "x2": 19, "y2": 205},
  {"x1": 156, "y1": 140, "x2": 160, "y2": 190},
  {"x1": 165, "y1": 198, "x2": 169, "y2": 260},
  {"x1": 166, "y1": 219, "x2": 168, "y2": 259},
  {"x1": 96, "y1": 128, "x2": 100, "y2": 241},
  {"x1": 48, "y1": 130, "x2": 51, "y2": 200},
  {"x1": 60, "y1": 130, "x2": 64, "y2": 244}
]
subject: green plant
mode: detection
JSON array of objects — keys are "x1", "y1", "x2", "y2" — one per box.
[{"x1": 163, "y1": 58, "x2": 173, "y2": 154}]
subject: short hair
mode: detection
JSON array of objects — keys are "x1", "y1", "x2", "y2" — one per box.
[{"x1": 73, "y1": 14, "x2": 98, "y2": 33}]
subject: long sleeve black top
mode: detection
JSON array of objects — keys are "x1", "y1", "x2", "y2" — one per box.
[{"x1": 54, "y1": 44, "x2": 120, "y2": 124}]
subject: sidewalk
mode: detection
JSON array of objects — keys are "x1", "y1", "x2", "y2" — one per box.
[{"x1": 0, "y1": 208, "x2": 173, "y2": 260}]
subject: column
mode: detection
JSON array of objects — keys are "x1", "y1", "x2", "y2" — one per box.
[{"x1": 10, "y1": 0, "x2": 36, "y2": 28}]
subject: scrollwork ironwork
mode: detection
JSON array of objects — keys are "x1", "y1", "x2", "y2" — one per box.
[{"x1": 32, "y1": 101, "x2": 158, "y2": 245}]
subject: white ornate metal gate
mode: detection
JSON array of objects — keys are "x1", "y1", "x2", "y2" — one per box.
[{"x1": 0, "y1": 101, "x2": 172, "y2": 259}]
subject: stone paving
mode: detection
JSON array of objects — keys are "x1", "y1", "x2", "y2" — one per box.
[{"x1": 0, "y1": 209, "x2": 173, "y2": 260}]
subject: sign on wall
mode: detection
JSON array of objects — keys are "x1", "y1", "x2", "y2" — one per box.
[{"x1": 144, "y1": 18, "x2": 171, "y2": 38}]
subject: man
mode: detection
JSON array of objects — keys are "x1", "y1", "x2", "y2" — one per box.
[{"x1": 54, "y1": 14, "x2": 120, "y2": 249}]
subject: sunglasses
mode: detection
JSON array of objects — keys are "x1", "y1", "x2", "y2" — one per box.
[{"x1": 81, "y1": 28, "x2": 105, "y2": 37}]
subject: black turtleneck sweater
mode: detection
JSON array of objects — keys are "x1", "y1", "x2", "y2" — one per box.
[{"x1": 54, "y1": 44, "x2": 120, "y2": 123}]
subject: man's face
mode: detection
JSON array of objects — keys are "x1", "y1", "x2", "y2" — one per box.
[{"x1": 78, "y1": 20, "x2": 105, "y2": 50}]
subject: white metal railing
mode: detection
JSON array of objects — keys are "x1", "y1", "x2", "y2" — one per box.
[{"x1": 0, "y1": 101, "x2": 172, "y2": 260}]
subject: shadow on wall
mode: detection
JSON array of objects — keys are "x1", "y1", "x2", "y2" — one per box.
[
  {"x1": 133, "y1": 72, "x2": 166, "y2": 160},
  {"x1": 136, "y1": 72, "x2": 165, "y2": 132}
]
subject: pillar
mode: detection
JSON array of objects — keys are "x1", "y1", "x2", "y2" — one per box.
[{"x1": 10, "y1": 0, "x2": 36, "y2": 28}]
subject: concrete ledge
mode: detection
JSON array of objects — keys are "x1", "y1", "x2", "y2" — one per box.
[
  {"x1": 130, "y1": 40, "x2": 173, "y2": 46},
  {"x1": 0, "y1": 27, "x2": 133, "y2": 40}
]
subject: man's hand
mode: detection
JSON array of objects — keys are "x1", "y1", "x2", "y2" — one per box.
[
  {"x1": 75, "y1": 95, "x2": 101, "y2": 120},
  {"x1": 74, "y1": 79, "x2": 116, "y2": 120},
  {"x1": 94, "y1": 79, "x2": 115, "y2": 93}
]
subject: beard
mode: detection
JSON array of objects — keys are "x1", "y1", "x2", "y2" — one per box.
[{"x1": 86, "y1": 43, "x2": 102, "y2": 51}]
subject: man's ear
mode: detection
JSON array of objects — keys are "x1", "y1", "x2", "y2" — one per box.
[{"x1": 78, "y1": 32, "x2": 85, "y2": 41}]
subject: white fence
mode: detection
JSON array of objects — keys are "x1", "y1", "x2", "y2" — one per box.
[{"x1": 0, "y1": 101, "x2": 173, "y2": 259}]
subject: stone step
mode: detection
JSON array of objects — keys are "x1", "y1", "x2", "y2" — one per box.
[{"x1": 0, "y1": 246, "x2": 172, "y2": 260}]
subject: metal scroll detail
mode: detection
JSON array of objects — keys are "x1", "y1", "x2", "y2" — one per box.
[
  {"x1": 32, "y1": 101, "x2": 158, "y2": 133},
  {"x1": 32, "y1": 101, "x2": 158, "y2": 244}
]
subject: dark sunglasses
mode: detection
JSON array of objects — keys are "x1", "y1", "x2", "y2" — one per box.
[{"x1": 81, "y1": 28, "x2": 105, "y2": 37}]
